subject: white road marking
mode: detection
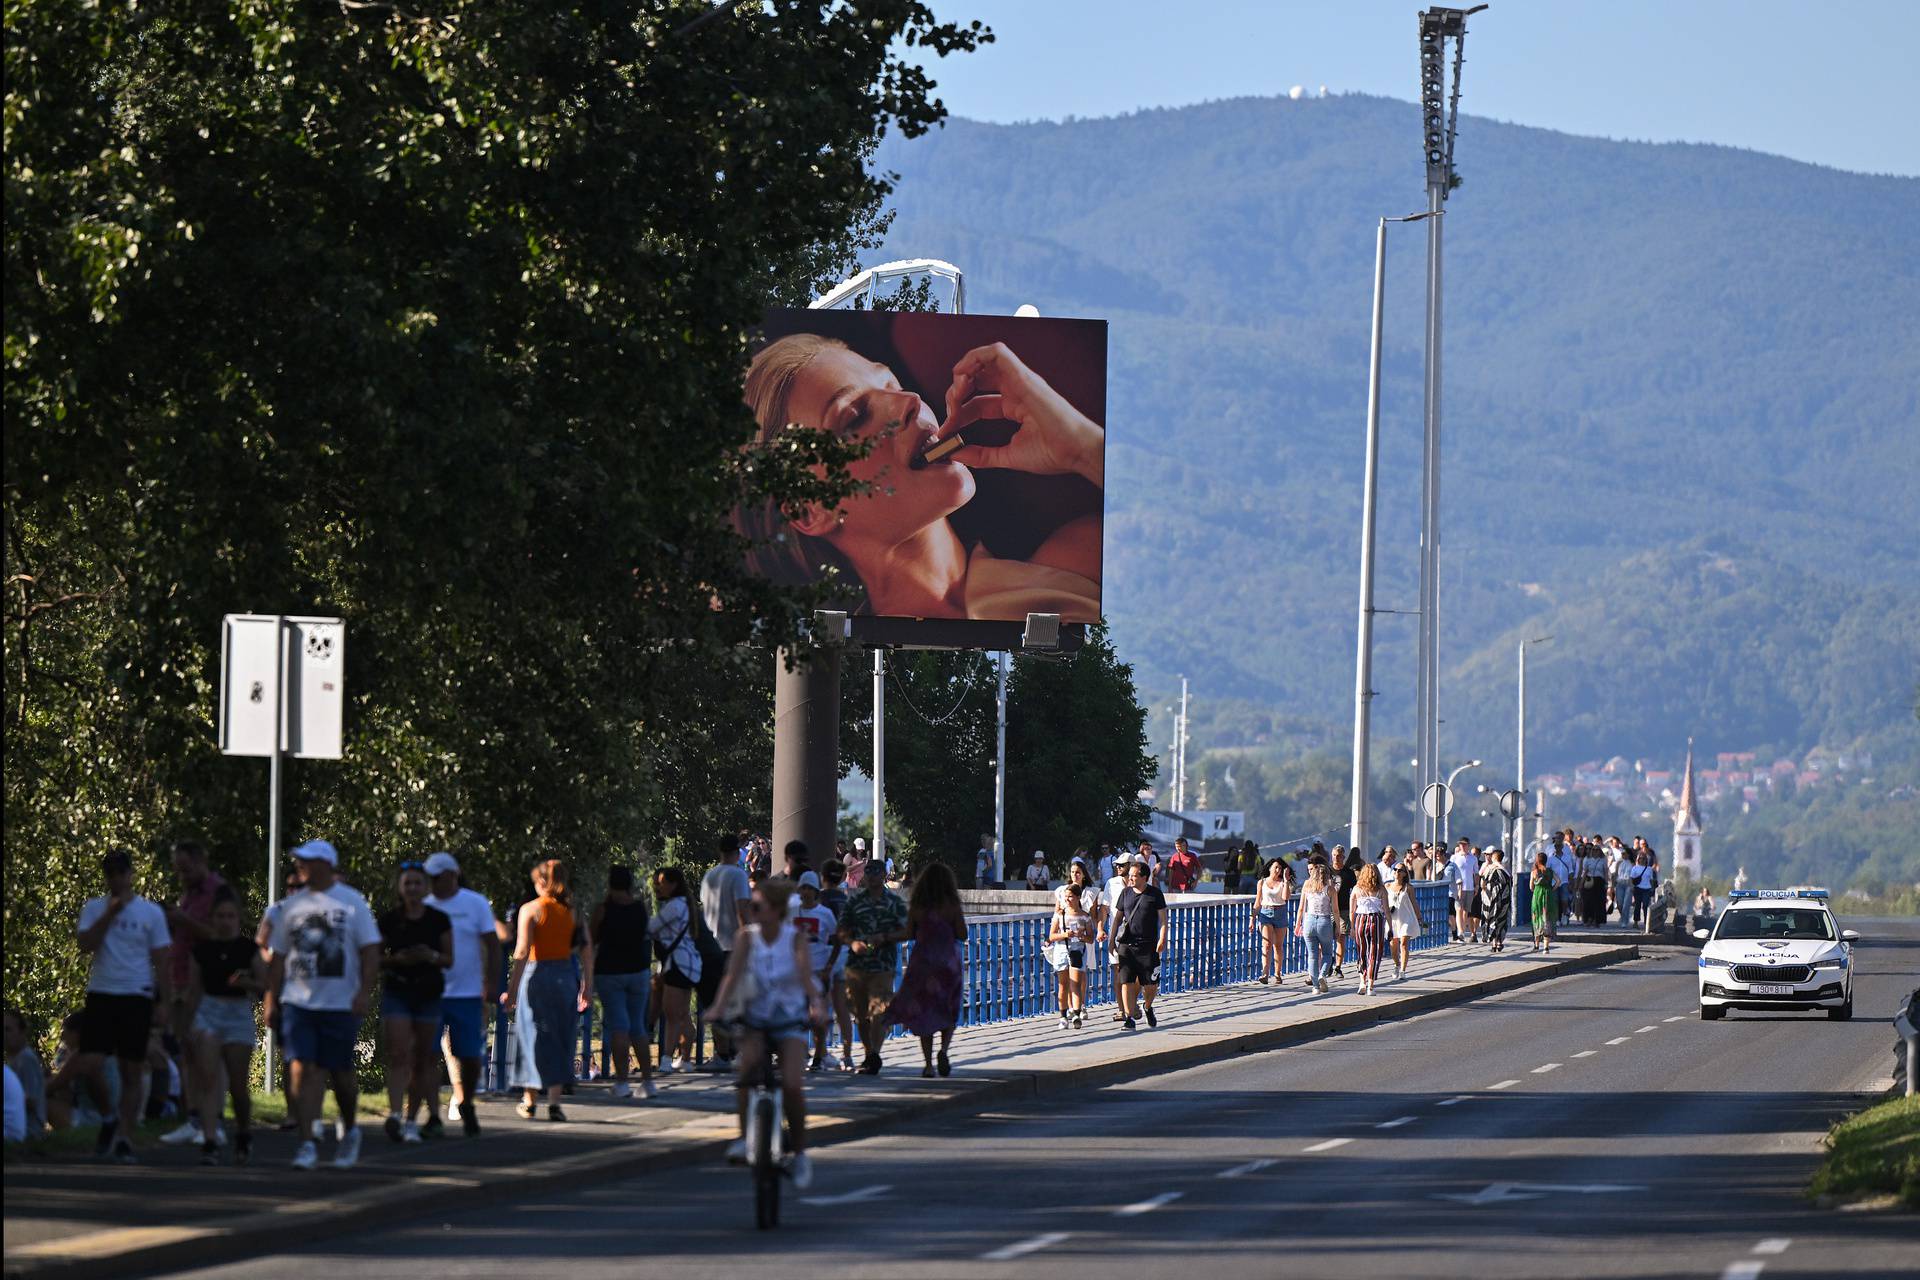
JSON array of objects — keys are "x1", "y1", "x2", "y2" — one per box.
[
  {"x1": 1606, "y1": 1036, "x2": 1631, "y2": 1045},
  {"x1": 1664, "y1": 1015, "x2": 1687, "y2": 1022},
  {"x1": 1720, "y1": 1262, "x2": 1765, "y2": 1280},
  {"x1": 1751, "y1": 1239, "x2": 1791, "y2": 1255},
  {"x1": 1303, "y1": 1137, "x2": 1353, "y2": 1153},
  {"x1": 1217, "y1": 1158, "x2": 1276, "y2": 1178},
  {"x1": 1436, "y1": 1095, "x2": 1474, "y2": 1106},
  {"x1": 1532, "y1": 1063, "x2": 1562, "y2": 1074},
  {"x1": 982, "y1": 1233, "x2": 1071, "y2": 1262},
  {"x1": 1433, "y1": 1181, "x2": 1647, "y2": 1206},
  {"x1": 1377, "y1": 1116, "x2": 1417, "y2": 1129},
  {"x1": 1635, "y1": 1025, "x2": 1658, "y2": 1033},
  {"x1": 1573, "y1": 1050, "x2": 1597, "y2": 1058},
  {"x1": 1114, "y1": 1191, "x2": 1184, "y2": 1216},
  {"x1": 798, "y1": 1183, "x2": 891, "y2": 1206},
  {"x1": 1487, "y1": 1079, "x2": 1520, "y2": 1090}
]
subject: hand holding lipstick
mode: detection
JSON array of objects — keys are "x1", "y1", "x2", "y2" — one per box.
[{"x1": 921, "y1": 342, "x2": 1104, "y2": 489}]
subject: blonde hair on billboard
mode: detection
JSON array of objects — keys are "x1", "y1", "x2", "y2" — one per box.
[{"x1": 737, "y1": 333, "x2": 860, "y2": 595}]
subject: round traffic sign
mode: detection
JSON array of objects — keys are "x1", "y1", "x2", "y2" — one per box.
[
  {"x1": 1499, "y1": 788, "x2": 1526, "y2": 820},
  {"x1": 1421, "y1": 782, "x2": 1454, "y2": 819}
]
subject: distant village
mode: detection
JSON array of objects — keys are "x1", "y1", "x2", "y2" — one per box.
[{"x1": 1542, "y1": 746, "x2": 1878, "y2": 814}]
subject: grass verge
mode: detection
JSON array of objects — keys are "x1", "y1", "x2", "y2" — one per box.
[{"x1": 1810, "y1": 1093, "x2": 1920, "y2": 1209}]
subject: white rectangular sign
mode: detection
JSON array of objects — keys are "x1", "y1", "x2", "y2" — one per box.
[{"x1": 219, "y1": 614, "x2": 345, "y2": 759}]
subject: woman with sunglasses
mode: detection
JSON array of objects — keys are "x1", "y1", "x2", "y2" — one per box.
[
  {"x1": 711, "y1": 878, "x2": 825, "y2": 1189},
  {"x1": 378, "y1": 861, "x2": 452, "y2": 1143}
]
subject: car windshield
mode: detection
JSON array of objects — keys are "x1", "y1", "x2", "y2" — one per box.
[{"x1": 1715, "y1": 908, "x2": 1835, "y2": 942}]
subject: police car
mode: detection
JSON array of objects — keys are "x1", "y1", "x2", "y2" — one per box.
[{"x1": 1695, "y1": 888, "x2": 1858, "y2": 1021}]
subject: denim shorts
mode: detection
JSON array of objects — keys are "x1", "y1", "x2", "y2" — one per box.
[
  {"x1": 380, "y1": 989, "x2": 444, "y2": 1025},
  {"x1": 282, "y1": 1005, "x2": 359, "y2": 1071},
  {"x1": 193, "y1": 996, "x2": 257, "y2": 1048},
  {"x1": 595, "y1": 971, "x2": 651, "y2": 1037},
  {"x1": 440, "y1": 997, "x2": 484, "y2": 1060}
]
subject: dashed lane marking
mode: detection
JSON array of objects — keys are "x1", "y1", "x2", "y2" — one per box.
[
  {"x1": 1114, "y1": 1191, "x2": 1184, "y2": 1216},
  {"x1": 1217, "y1": 1159, "x2": 1276, "y2": 1178},
  {"x1": 1720, "y1": 1263, "x2": 1764, "y2": 1280},
  {"x1": 1634, "y1": 1025, "x2": 1658, "y2": 1033},
  {"x1": 1532, "y1": 1063, "x2": 1562, "y2": 1074},
  {"x1": 1607, "y1": 1036, "x2": 1631, "y2": 1045},
  {"x1": 1377, "y1": 1116, "x2": 1417, "y2": 1129},
  {"x1": 1436, "y1": 1095, "x2": 1474, "y2": 1106},
  {"x1": 1303, "y1": 1137, "x2": 1354, "y2": 1153},
  {"x1": 1752, "y1": 1239, "x2": 1791, "y2": 1255},
  {"x1": 1663, "y1": 1015, "x2": 1687, "y2": 1023},
  {"x1": 1573, "y1": 1050, "x2": 1597, "y2": 1058},
  {"x1": 1487, "y1": 1079, "x2": 1520, "y2": 1090},
  {"x1": 982, "y1": 1233, "x2": 1070, "y2": 1262}
]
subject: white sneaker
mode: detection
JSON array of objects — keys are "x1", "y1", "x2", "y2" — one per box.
[
  {"x1": 640, "y1": 1081, "x2": 658, "y2": 1099},
  {"x1": 333, "y1": 1124, "x2": 363, "y2": 1169},
  {"x1": 724, "y1": 1137, "x2": 747, "y2": 1164},
  {"x1": 789, "y1": 1151, "x2": 814, "y2": 1190},
  {"x1": 1059, "y1": 1014, "x2": 1070, "y2": 1031},
  {"x1": 839, "y1": 1055, "x2": 855, "y2": 1074},
  {"x1": 291, "y1": 1140, "x2": 319, "y2": 1170},
  {"x1": 160, "y1": 1120, "x2": 202, "y2": 1146},
  {"x1": 402, "y1": 1121, "x2": 422, "y2": 1144},
  {"x1": 445, "y1": 1099, "x2": 461, "y2": 1123},
  {"x1": 609, "y1": 1081, "x2": 632, "y2": 1099},
  {"x1": 1317, "y1": 977, "x2": 1330, "y2": 994}
]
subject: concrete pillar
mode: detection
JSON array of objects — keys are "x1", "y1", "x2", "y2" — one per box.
[{"x1": 771, "y1": 645, "x2": 842, "y2": 864}]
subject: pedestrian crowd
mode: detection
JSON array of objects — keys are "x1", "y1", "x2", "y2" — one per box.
[{"x1": 4, "y1": 831, "x2": 960, "y2": 1193}]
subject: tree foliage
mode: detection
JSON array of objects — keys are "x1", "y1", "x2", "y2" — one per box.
[{"x1": 3, "y1": 0, "x2": 987, "y2": 1028}]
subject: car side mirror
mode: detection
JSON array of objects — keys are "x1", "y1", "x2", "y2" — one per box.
[
  {"x1": 1691, "y1": 928, "x2": 1710, "y2": 941},
  {"x1": 1841, "y1": 929, "x2": 1860, "y2": 942}
]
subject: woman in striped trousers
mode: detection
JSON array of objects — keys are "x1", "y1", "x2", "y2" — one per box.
[{"x1": 1350, "y1": 865, "x2": 1389, "y2": 996}]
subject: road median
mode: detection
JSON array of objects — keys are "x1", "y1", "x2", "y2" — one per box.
[{"x1": 3, "y1": 941, "x2": 1635, "y2": 1280}]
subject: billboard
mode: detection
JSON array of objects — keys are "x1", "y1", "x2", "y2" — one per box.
[{"x1": 737, "y1": 309, "x2": 1106, "y2": 645}]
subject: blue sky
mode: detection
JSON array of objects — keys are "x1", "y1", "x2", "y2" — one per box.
[{"x1": 916, "y1": 0, "x2": 1917, "y2": 177}]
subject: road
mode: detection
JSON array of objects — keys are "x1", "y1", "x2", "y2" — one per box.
[{"x1": 178, "y1": 920, "x2": 1918, "y2": 1280}]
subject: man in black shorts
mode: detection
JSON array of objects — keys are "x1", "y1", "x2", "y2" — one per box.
[
  {"x1": 1112, "y1": 862, "x2": 1169, "y2": 1031},
  {"x1": 64, "y1": 849, "x2": 172, "y2": 1161}
]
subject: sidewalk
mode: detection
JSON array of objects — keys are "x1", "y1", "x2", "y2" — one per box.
[{"x1": 2, "y1": 939, "x2": 1636, "y2": 1280}]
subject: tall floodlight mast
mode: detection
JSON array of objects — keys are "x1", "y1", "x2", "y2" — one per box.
[{"x1": 1413, "y1": 5, "x2": 1486, "y2": 847}]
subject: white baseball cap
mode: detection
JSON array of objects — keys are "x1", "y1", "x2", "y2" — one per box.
[
  {"x1": 423, "y1": 851, "x2": 460, "y2": 877},
  {"x1": 853, "y1": 837, "x2": 867, "y2": 852},
  {"x1": 291, "y1": 839, "x2": 338, "y2": 867},
  {"x1": 798, "y1": 871, "x2": 821, "y2": 890},
  {"x1": 1032, "y1": 850, "x2": 1046, "y2": 861}
]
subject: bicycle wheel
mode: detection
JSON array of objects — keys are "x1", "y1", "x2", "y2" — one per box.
[{"x1": 752, "y1": 1096, "x2": 778, "y2": 1229}]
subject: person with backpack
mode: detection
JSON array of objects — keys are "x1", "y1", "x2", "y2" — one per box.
[{"x1": 649, "y1": 866, "x2": 702, "y2": 1072}]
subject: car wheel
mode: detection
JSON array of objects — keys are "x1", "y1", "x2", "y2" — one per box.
[
  {"x1": 1699, "y1": 1004, "x2": 1724, "y2": 1021},
  {"x1": 1827, "y1": 999, "x2": 1852, "y2": 1021}
]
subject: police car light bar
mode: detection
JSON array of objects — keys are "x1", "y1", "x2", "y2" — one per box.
[{"x1": 1727, "y1": 888, "x2": 1829, "y2": 900}]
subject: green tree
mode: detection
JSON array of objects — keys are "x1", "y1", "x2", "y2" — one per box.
[{"x1": 4, "y1": 1, "x2": 987, "y2": 1030}]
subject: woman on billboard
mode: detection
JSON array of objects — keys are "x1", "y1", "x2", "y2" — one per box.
[{"x1": 739, "y1": 322, "x2": 1103, "y2": 622}]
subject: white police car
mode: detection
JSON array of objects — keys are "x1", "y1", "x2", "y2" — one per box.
[{"x1": 1695, "y1": 888, "x2": 1858, "y2": 1021}]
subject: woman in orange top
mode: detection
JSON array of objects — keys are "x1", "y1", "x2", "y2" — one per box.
[{"x1": 502, "y1": 860, "x2": 592, "y2": 1121}]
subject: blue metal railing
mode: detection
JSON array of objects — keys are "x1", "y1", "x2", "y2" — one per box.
[{"x1": 477, "y1": 883, "x2": 1465, "y2": 1084}]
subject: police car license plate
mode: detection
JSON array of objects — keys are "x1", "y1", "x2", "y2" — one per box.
[{"x1": 1750, "y1": 983, "x2": 1794, "y2": 996}]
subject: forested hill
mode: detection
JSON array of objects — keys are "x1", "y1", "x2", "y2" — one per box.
[{"x1": 872, "y1": 93, "x2": 1920, "y2": 768}]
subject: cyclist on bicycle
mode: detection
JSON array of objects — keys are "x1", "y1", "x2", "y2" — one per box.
[{"x1": 711, "y1": 876, "x2": 825, "y2": 1189}]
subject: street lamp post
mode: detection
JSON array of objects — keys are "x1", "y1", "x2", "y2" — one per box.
[
  {"x1": 1519, "y1": 635, "x2": 1553, "y2": 857},
  {"x1": 1441, "y1": 758, "x2": 1481, "y2": 848},
  {"x1": 1349, "y1": 211, "x2": 1440, "y2": 863}
]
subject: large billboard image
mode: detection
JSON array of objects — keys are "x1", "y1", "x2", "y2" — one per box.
[{"x1": 737, "y1": 309, "x2": 1107, "y2": 637}]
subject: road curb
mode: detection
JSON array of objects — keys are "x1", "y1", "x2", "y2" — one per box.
[{"x1": 4, "y1": 944, "x2": 1637, "y2": 1280}]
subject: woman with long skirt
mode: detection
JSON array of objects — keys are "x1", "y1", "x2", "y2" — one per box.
[
  {"x1": 1529, "y1": 852, "x2": 1556, "y2": 953},
  {"x1": 1387, "y1": 866, "x2": 1424, "y2": 981},
  {"x1": 1480, "y1": 849, "x2": 1514, "y2": 953},
  {"x1": 884, "y1": 863, "x2": 968, "y2": 1077},
  {"x1": 503, "y1": 860, "x2": 591, "y2": 1121}
]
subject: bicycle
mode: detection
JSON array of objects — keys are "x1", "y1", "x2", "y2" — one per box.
[{"x1": 734, "y1": 1037, "x2": 789, "y2": 1229}]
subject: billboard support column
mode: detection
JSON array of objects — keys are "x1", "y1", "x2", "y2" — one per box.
[
  {"x1": 993, "y1": 650, "x2": 1009, "y2": 882},
  {"x1": 772, "y1": 638, "x2": 844, "y2": 872},
  {"x1": 872, "y1": 648, "x2": 885, "y2": 869}
]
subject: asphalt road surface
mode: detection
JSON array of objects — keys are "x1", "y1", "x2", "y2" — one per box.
[{"x1": 179, "y1": 920, "x2": 1919, "y2": 1280}]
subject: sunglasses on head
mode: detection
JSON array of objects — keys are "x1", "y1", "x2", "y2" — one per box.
[{"x1": 399, "y1": 860, "x2": 425, "y2": 872}]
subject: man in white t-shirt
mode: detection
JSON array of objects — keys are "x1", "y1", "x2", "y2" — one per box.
[
  {"x1": 1095, "y1": 844, "x2": 1117, "y2": 886},
  {"x1": 1449, "y1": 839, "x2": 1480, "y2": 945},
  {"x1": 425, "y1": 851, "x2": 500, "y2": 1138},
  {"x1": 59, "y1": 848, "x2": 170, "y2": 1162},
  {"x1": 266, "y1": 840, "x2": 382, "y2": 1170},
  {"x1": 789, "y1": 872, "x2": 840, "y2": 1072},
  {"x1": 702, "y1": 837, "x2": 752, "y2": 1067}
]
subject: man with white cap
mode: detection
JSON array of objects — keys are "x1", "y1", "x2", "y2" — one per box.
[
  {"x1": 1025, "y1": 850, "x2": 1050, "y2": 890},
  {"x1": 1099, "y1": 850, "x2": 1133, "y2": 1021},
  {"x1": 425, "y1": 850, "x2": 499, "y2": 1137},
  {"x1": 788, "y1": 872, "x2": 841, "y2": 1072},
  {"x1": 265, "y1": 840, "x2": 381, "y2": 1169}
]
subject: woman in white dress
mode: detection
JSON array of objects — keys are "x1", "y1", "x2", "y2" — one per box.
[{"x1": 1388, "y1": 866, "x2": 1425, "y2": 981}]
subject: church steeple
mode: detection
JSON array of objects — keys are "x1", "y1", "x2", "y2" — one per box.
[{"x1": 1672, "y1": 736, "x2": 1703, "y2": 877}]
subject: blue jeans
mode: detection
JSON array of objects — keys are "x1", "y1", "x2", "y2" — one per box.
[
  {"x1": 1304, "y1": 916, "x2": 1336, "y2": 983},
  {"x1": 595, "y1": 971, "x2": 650, "y2": 1038}
]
